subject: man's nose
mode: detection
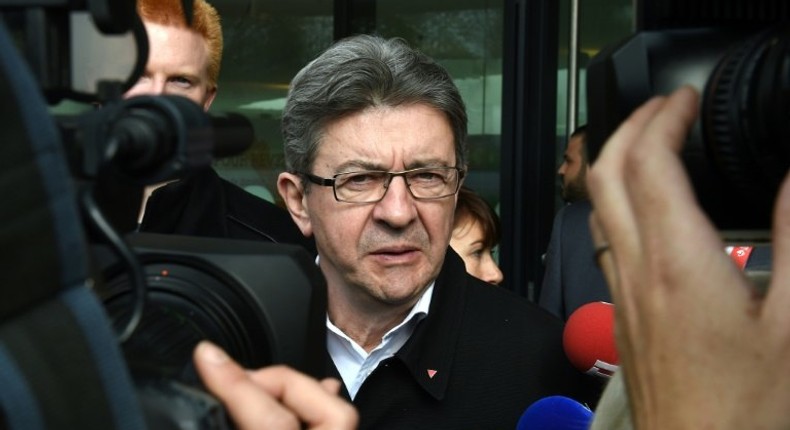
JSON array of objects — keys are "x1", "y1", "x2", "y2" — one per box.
[{"x1": 373, "y1": 176, "x2": 418, "y2": 228}]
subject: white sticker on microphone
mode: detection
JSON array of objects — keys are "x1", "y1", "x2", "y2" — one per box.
[{"x1": 586, "y1": 360, "x2": 619, "y2": 378}]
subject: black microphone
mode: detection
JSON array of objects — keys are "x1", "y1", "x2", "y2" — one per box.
[
  {"x1": 63, "y1": 95, "x2": 254, "y2": 185},
  {"x1": 209, "y1": 112, "x2": 254, "y2": 159}
]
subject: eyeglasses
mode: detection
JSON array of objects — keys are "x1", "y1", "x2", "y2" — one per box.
[{"x1": 301, "y1": 166, "x2": 465, "y2": 203}]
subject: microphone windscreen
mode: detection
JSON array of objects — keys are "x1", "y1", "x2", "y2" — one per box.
[
  {"x1": 515, "y1": 396, "x2": 593, "y2": 430},
  {"x1": 209, "y1": 113, "x2": 254, "y2": 159},
  {"x1": 563, "y1": 301, "x2": 618, "y2": 378}
]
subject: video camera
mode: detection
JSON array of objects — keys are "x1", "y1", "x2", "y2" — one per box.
[
  {"x1": 586, "y1": 0, "x2": 790, "y2": 237},
  {"x1": 0, "y1": 1, "x2": 326, "y2": 429}
]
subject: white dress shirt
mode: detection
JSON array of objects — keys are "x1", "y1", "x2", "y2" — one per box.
[{"x1": 326, "y1": 284, "x2": 434, "y2": 399}]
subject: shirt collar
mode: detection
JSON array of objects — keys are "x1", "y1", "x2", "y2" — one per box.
[{"x1": 326, "y1": 282, "x2": 434, "y2": 399}]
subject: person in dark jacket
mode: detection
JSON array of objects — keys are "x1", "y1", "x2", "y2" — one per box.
[
  {"x1": 540, "y1": 126, "x2": 610, "y2": 320},
  {"x1": 129, "y1": 0, "x2": 311, "y2": 252},
  {"x1": 276, "y1": 34, "x2": 600, "y2": 429},
  {"x1": 539, "y1": 199, "x2": 611, "y2": 320}
]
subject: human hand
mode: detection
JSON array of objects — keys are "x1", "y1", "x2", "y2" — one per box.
[
  {"x1": 587, "y1": 85, "x2": 790, "y2": 430},
  {"x1": 193, "y1": 341, "x2": 358, "y2": 430}
]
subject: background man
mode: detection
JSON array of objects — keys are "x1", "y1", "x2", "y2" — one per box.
[
  {"x1": 539, "y1": 125, "x2": 611, "y2": 320},
  {"x1": 277, "y1": 34, "x2": 599, "y2": 429},
  {"x1": 131, "y1": 0, "x2": 312, "y2": 252}
]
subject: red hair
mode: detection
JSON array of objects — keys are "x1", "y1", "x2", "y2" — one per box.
[{"x1": 136, "y1": 0, "x2": 223, "y2": 87}]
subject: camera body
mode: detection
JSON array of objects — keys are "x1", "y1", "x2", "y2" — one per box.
[
  {"x1": 586, "y1": 2, "x2": 790, "y2": 235},
  {"x1": 0, "y1": 1, "x2": 323, "y2": 429},
  {"x1": 92, "y1": 233, "x2": 327, "y2": 382},
  {"x1": 92, "y1": 233, "x2": 327, "y2": 429}
]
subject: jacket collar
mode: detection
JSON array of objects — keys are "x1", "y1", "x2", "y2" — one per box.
[{"x1": 394, "y1": 247, "x2": 468, "y2": 400}]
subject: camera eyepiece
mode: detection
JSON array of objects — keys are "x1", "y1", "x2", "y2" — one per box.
[
  {"x1": 587, "y1": 25, "x2": 790, "y2": 232},
  {"x1": 703, "y1": 27, "x2": 790, "y2": 215}
]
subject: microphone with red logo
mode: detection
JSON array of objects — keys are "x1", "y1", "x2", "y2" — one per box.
[
  {"x1": 726, "y1": 245, "x2": 753, "y2": 270},
  {"x1": 563, "y1": 301, "x2": 619, "y2": 378}
]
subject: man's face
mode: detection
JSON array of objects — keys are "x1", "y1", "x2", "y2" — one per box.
[
  {"x1": 279, "y1": 104, "x2": 459, "y2": 309},
  {"x1": 124, "y1": 22, "x2": 217, "y2": 111},
  {"x1": 558, "y1": 133, "x2": 589, "y2": 202}
]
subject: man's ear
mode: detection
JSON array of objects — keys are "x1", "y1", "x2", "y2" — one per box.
[
  {"x1": 202, "y1": 86, "x2": 217, "y2": 111},
  {"x1": 277, "y1": 172, "x2": 313, "y2": 237}
]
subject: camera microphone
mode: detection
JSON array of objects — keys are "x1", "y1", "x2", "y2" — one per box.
[
  {"x1": 62, "y1": 95, "x2": 253, "y2": 185},
  {"x1": 209, "y1": 112, "x2": 255, "y2": 159}
]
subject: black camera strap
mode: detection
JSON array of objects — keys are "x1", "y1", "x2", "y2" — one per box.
[{"x1": 0, "y1": 16, "x2": 146, "y2": 430}]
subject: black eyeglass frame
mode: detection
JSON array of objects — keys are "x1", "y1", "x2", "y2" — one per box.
[{"x1": 300, "y1": 166, "x2": 466, "y2": 203}]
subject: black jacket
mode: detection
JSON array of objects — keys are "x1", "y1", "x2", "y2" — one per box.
[
  {"x1": 139, "y1": 168, "x2": 315, "y2": 253},
  {"x1": 330, "y1": 248, "x2": 602, "y2": 430}
]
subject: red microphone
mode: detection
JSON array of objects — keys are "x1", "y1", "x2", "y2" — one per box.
[{"x1": 563, "y1": 301, "x2": 619, "y2": 378}]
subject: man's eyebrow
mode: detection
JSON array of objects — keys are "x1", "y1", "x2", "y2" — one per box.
[{"x1": 169, "y1": 72, "x2": 201, "y2": 81}]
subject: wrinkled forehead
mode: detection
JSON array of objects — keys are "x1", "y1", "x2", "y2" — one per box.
[{"x1": 313, "y1": 105, "x2": 458, "y2": 172}]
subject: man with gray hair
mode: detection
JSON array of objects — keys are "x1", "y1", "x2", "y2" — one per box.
[{"x1": 277, "y1": 34, "x2": 599, "y2": 429}]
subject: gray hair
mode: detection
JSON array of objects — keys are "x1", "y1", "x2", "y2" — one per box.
[{"x1": 281, "y1": 34, "x2": 468, "y2": 175}]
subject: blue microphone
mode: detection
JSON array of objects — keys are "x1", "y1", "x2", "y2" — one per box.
[{"x1": 516, "y1": 396, "x2": 593, "y2": 430}]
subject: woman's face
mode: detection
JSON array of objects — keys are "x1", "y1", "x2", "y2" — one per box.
[{"x1": 450, "y1": 218, "x2": 503, "y2": 285}]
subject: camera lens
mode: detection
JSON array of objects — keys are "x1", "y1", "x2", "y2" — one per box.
[
  {"x1": 91, "y1": 233, "x2": 328, "y2": 386},
  {"x1": 99, "y1": 256, "x2": 273, "y2": 384},
  {"x1": 703, "y1": 27, "x2": 790, "y2": 218},
  {"x1": 587, "y1": 25, "x2": 790, "y2": 231}
]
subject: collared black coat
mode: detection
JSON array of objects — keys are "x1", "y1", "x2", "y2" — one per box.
[
  {"x1": 139, "y1": 167, "x2": 315, "y2": 253},
  {"x1": 329, "y1": 248, "x2": 602, "y2": 430}
]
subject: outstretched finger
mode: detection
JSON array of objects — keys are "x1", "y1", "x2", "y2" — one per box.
[
  {"x1": 625, "y1": 87, "x2": 720, "y2": 265},
  {"x1": 249, "y1": 367, "x2": 359, "y2": 430},
  {"x1": 588, "y1": 95, "x2": 667, "y2": 275},
  {"x1": 193, "y1": 341, "x2": 301, "y2": 430}
]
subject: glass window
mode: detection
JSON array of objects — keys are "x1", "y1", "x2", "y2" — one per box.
[
  {"x1": 345, "y1": 0, "x2": 505, "y2": 211},
  {"x1": 554, "y1": 0, "x2": 633, "y2": 206},
  {"x1": 213, "y1": 1, "x2": 504, "y2": 213},
  {"x1": 210, "y1": 1, "x2": 334, "y2": 206}
]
